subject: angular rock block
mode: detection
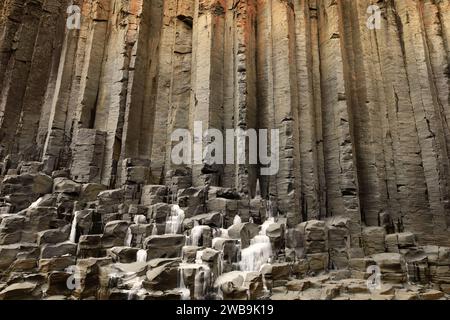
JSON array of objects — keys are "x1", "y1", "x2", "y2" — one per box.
[
  {"x1": 129, "y1": 224, "x2": 153, "y2": 247},
  {"x1": 184, "y1": 212, "x2": 222, "y2": 229},
  {"x1": 214, "y1": 271, "x2": 247, "y2": 300},
  {"x1": 307, "y1": 253, "x2": 329, "y2": 273},
  {"x1": 1, "y1": 174, "x2": 53, "y2": 211},
  {"x1": 0, "y1": 282, "x2": 39, "y2": 300},
  {"x1": 143, "y1": 235, "x2": 185, "y2": 260},
  {"x1": 37, "y1": 227, "x2": 70, "y2": 246},
  {"x1": 372, "y1": 253, "x2": 407, "y2": 284},
  {"x1": 18, "y1": 162, "x2": 43, "y2": 174}
]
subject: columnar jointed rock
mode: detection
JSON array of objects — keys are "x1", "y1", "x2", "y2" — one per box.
[{"x1": 0, "y1": 0, "x2": 450, "y2": 301}]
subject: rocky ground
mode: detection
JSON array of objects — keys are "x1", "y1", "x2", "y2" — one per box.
[
  {"x1": 0, "y1": 163, "x2": 449, "y2": 300},
  {"x1": 1, "y1": 0, "x2": 450, "y2": 301}
]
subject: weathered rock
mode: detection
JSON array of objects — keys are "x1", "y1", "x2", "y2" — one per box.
[
  {"x1": 0, "y1": 282, "x2": 38, "y2": 300},
  {"x1": 181, "y1": 246, "x2": 202, "y2": 263},
  {"x1": 107, "y1": 247, "x2": 140, "y2": 263},
  {"x1": 78, "y1": 235, "x2": 103, "y2": 258},
  {"x1": 37, "y1": 227, "x2": 70, "y2": 245},
  {"x1": 207, "y1": 198, "x2": 238, "y2": 227},
  {"x1": 143, "y1": 235, "x2": 185, "y2": 260},
  {"x1": 40, "y1": 242, "x2": 77, "y2": 259},
  {"x1": 0, "y1": 215, "x2": 26, "y2": 244},
  {"x1": 141, "y1": 185, "x2": 167, "y2": 206},
  {"x1": 297, "y1": 220, "x2": 328, "y2": 255},
  {"x1": 228, "y1": 223, "x2": 259, "y2": 249},
  {"x1": 39, "y1": 256, "x2": 76, "y2": 273},
  {"x1": 148, "y1": 203, "x2": 171, "y2": 223},
  {"x1": 372, "y1": 253, "x2": 406, "y2": 273},
  {"x1": 184, "y1": 212, "x2": 222, "y2": 229},
  {"x1": 177, "y1": 187, "x2": 207, "y2": 218},
  {"x1": 45, "y1": 271, "x2": 73, "y2": 296},
  {"x1": 53, "y1": 178, "x2": 81, "y2": 194},
  {"x1": 74, "y1": 257, "x2": 113, "y2": 299},
  {"x1": 121, "y1": 158, "x2": 150, "y2": 185},
  {"x1": 214, "y1": 271, "x2": 247, "y2": 299},
  {"x1": 102, "y1": 221, "x2": 130, "y2": 248},
  {"x1": 0, "y1": 243, "x2": 38, "y2": 271},
  {"x1": 420, "y1": 289, "x2": 445, "y2": 300},
  {"x1": 80, "y1": 184, "x2": 107, "y2": 202},
  {"x1": 144, "y1": 259, "x2": 179, "y2": 291},
  {"x1": 266, "y1": 223, "x2": 284, "y2": 253},
  {"x1": 307, "y1": 253, "x2": 329, "y2": 273},
  {"x1": 0, "y1": 0, "x2": 450, "y2": 302}
]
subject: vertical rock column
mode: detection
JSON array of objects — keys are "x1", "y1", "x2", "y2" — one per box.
[
  {"x1": 256, "y1": 0, "x2": 303, "y2": 226},
  {"x1": 393, "y1": 0, "x2": 450, "y2": 243},
  {"x1": 317, "y1": 0, "x2": 361, "y2": 245}
]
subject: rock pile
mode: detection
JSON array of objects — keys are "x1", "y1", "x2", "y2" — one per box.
[{"x1": 0, "y1": 165, "x2": 449, "y2": 300}]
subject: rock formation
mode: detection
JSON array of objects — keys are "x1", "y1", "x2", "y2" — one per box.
[{"x1": 0, "y1": 0, "x2": 449, "y2": 300}]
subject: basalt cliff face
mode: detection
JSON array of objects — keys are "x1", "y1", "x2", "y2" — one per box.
[{"x1": 0, "y1": 0, "x2": 450, "y2": 300}]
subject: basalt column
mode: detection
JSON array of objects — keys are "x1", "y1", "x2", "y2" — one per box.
[
  {"x1": 256, "y1": 0, "x2": 302, "y2": 227},
  {"x1": 221, "y1": 0, "x2": 258, "y2": 197},
  {"x1": 119, "y1": 0, "x2": 165, "y2": 184},
  {"x1": 1, "y1": 0, "x2": 450, "y2": 246},
  {"x1": 0, "y1": 0, "x2": 70, "y2": 163},
  {"x1": 189, "y1": 0, "x2": 226, "y2": 188},
  {"x1": 43, "y1": 0, "x2": 110, "y2": 176}
]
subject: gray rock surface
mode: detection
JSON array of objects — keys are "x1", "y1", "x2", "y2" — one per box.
[{"x1": 0, "y1": 0, "x2": 449, "y2": 301}]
